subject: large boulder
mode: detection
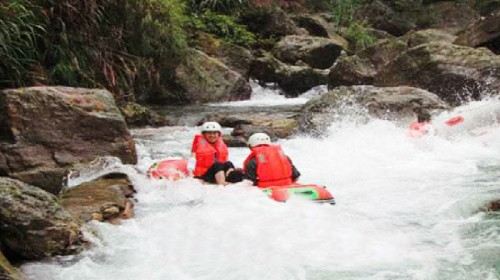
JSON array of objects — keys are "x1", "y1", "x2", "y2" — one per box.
[
  {"x1": 455, "y1": 10, "x2": 500, "y2": 54},
  {"x1": 272, "y1": 35, "x2": 346, "y2": 69},
  {"x1": 61, "y1": 173, "x2": 135, "y2": 224},
  {"x1": 329, "y1": 38, "x2": 407, "y2": 87},
  {"x1": 195, "y1": 33, "x2": 254, "y2": 78},
  {"x1": 0, "y1": 250, "x2": 22, "y2": 280},
  {"x1": 375, "y1": 42, "x2": 500, "y2": 104},
  {"x1": 299, "y1": 86, "x2": 448, "y2": 134},
  {"x1": 0, "y1": 177, "x2": 83, "y2": 260},
  {"x1": 355, "y1": 0, "x2": 416, "y2": 36},
  {"x1": 424, "y1": 1, "x2": 479, "y2": 34},
  {"x1": 250, "y1": 52, "x2": 329, "y2": 96},
  {"x1": 174, "y1": 49, "x2": 251, "y2": 104},
  {"x1": 404, "y1": 29, "x2": 457, "y2": 48},
  {"x1": 0, "y1": 87, "x2": 137, "y2": 194},
  {"x1": 240, "y1": 7, "x2": 305, "y2": 39}
]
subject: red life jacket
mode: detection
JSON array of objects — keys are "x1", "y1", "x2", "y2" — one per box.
[
  {"x1": 191, "y1": 134, "x2": 228, "y2": 177},
  {"x1": 408, "y1": 121, "x2": 431, "y2": 138},
  {"x1": 243, "y1": 144, "x2": 293, "y2": 188}
]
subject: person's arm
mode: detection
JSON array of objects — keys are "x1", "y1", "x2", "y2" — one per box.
[
  {"x1": 287, "y1": 157, "x2": 301, "y2": 181},
  {"x1": 244, "y1": 158, "x2": 258, "y2": 185}
]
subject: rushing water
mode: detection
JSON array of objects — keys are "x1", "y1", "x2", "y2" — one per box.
[{"x1": 22, "y1": 86, "x2": 500, "y2": 280}]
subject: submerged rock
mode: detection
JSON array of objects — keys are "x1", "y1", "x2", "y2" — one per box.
[
  {"x1": 299, "y1": 86, "x2": 448, "y2": 135},
  {"x1": 272, "y1": 35, "x2": 346, "y2": 69},
  {"x1": 0, "y1": 177, "x2": 83, "y2": 260},
  {"x1": 60, "y1": 173, "x2": 135, "y2": 224},
  {"x1": 375, "y1": 42, "x2": 500, "y2": 105},
  {"x1": 0, "y1": 87, "x2": 137, "y2": 194},
  {"x1": 175, "y1": 49, "x2": 251, "y2": 104}
]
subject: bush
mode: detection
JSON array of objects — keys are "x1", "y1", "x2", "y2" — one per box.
[
  {"x1": 344, "y1": 21, "x2": 375, "y2": 50},
  {"x1": 0, "y1": 0, "x2": 189, "y2": 104},
  {"x1": 0, "y1": 1, "x2": 45, "y2": 88},
  {"x1": 189, "y1": 11, "x2": 256, "y2": 47}
]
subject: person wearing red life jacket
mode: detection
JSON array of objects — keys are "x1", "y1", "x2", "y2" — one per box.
[
  {"x1": 408, "y1": 110, "x2": 433, "y2": 138},
  {"x1": 191, "y1": 121, "x2": 240, "y2": 185},
  {"x1": 243, "y1": 133, "x2": 300, "y2": 188}
]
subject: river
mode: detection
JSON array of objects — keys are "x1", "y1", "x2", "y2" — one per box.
[{"x1": 22, "y1": 83, "x2": 500, "y2": 280}]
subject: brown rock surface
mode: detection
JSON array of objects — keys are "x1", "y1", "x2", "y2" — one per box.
[
  {"x1": 0, "y1": 87, "x2": 137, "y2": 194},
  {"x1": 61, "y1": 173, "x2": 135, "y2": 223},
  {"x1": 0, "y1": 177, "x2": 83, "y2": 260}
]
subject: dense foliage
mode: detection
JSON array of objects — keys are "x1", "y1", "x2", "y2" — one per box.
[{"x1": 0, "y1": 0, "x2": 189, "y2": 103}]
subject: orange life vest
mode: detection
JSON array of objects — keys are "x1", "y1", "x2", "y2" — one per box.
[
  {"x1": 408, "y1": 121, "x2": 431, "y2": 138},
  {"x1": 191, "y1": 134, "x2": 228, "y2": 177},
  {"x1": 243, "y1": 144, "x2": 293, "y2": 188}
]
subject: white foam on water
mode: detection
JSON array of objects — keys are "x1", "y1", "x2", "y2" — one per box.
[
  {"x1": 22, "y1": 99, "x2": 500, "y2": 280},
  {"x1": 210, "y1": 80, "x2": 327, "y2": 107}
]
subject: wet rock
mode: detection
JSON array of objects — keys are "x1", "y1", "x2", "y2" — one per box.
[
  {"x1": 299, "y1": 86, "x2": 448, "y2": 135},
  {"x1": 250, "y1": 52, "x2": 329, "y2": 96},
  {"x1": 455, "y1": 10, "x2": 500, "y2": 54},
  {"x1": 0, "y1": 87, "x2": 137, "y2": 194},
  {"x1": 60, "y1": 173, "x2": 135, "y2": 223},
  {"x1": 0, "y1": 177, "x2": 83, "y2": 260},
  {"x1": 195, "y1": 33, "x2": 254, "y2": 78},
  {"x1": 484, "y1": 199, "x2": 500, "y2": 211},
  {"x1": 405, "y1": 29, "x2": 457, "y2": 48},
  {"x1": 375, "y1": 42, "x2": 500, "y2": 105},
  {"x1": 175, "y1": 49, "x2": 251, "y2": 104},
  {"x1": 198, "y1": 105, "x2": 302, "y2": 141},
  {"x1": 0, "y1": 250, "x2": 22, "y2": 280},
  {"x1": 328, "y1": 54, "x2": 376, "y2": 87},
  {"x1": 292, "y1": 14, "x2": 332, "y2": 38},
  {"x1": 272, "y1": 35, "x2": 346, "y2": 69},
  {"x1": 120, "y1": 102, "x2": 170, "y2": 128}
]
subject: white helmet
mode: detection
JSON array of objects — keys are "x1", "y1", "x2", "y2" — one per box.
[
  {"x1": 248, "y1": 133, "x2": 271, "y2": 147},
  {"x1": 201, "y1": 121, "x2": 222, "y2": 133}
]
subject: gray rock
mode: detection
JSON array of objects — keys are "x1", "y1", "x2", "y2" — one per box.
[
  {"x1": 0, "y1": 87, "x2": 137, "y2": 194},
  {"x1": 250, "y1": 52, "x2": 329, "y2": 96},
  {"x1": 455, "y1": 10, "x2": 500, "y2": 54},
  {"x1": 272, "y1": 35, "x2": 346, "y2": 69},
  {"x1": 375, "y1": 42, "x2": 500, "y2": 105},
  {"x1": 299, "y1": 86, "x2": 448, "y2": 135},
  {"x1": 174, "y1": 49, "x2": 251, "y2": 104},
  {"x1": 0, "y1": 177, "x2": 83, "y2": 260},
  {"x1": 60, "y1": 173, "x2": 135, "y2": 223}
]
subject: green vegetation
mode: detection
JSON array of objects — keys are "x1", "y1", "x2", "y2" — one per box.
[
  {"x1": 331, "y1": 0, "x2": 375, "y2": 51},
  {"x1": 0, "y1": 1, "x2": 44, "y2": 87},
  {"x1": 0, "y1": 0, "x2": 189, "y2": 103},
  {"x1": 189, "y1": 11, "x2": 256, "y2": 47}
]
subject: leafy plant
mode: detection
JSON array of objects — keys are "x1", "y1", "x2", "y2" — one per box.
[
  {"x1": 190, "y1": 11, "x2": 256, "y2": 47},
  {"x1": 345, "y1": 21, "x2": 375, "y2": 50},
  {"x1": 0, "y1": 1, "x2": 45, "y2": 87}
]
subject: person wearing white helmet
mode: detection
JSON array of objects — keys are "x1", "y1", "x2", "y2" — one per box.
[
  {"x1": 243, "y1": 132, "x2": 300, "y2": 187},
  {"x1": 191, "y1": 121, "x2": 240, "y2": 185}
]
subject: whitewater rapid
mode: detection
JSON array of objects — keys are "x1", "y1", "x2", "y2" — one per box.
[{"x1": 22, "y1": 88, "x2": 500, "y2": 280}]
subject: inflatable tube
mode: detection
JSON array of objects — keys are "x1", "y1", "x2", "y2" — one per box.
[
  {"x1": 262, "y1": 184, "x2": 335, "y2": 204},
  {"x1": 148, "y1": 158, "x2": 189, "y2": 180}
]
